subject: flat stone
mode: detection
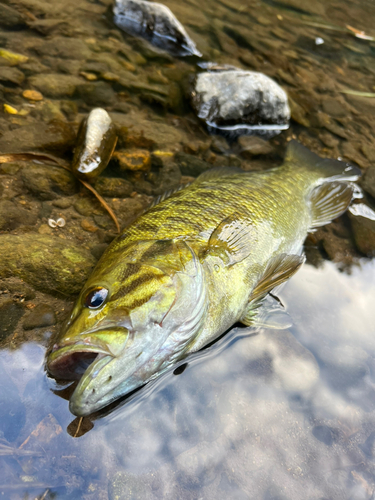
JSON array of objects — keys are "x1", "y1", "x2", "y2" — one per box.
[
  {"x1": 0, "y1": 200, "x2": 39, "y2": 231},
  {"x1": 28, "y1": 74, "x2": 84, "y2": 98},
  {"x1": 322, "y1": 98, "x2": 348, "y2": 118},
  {"x1": 0, "y1": 4, "x2": 26, "y2": 28},
  {"x1": 349, "y1": 207, "x2": 375, "y2": 256},
  {"x1": 114, "y1": 150, "x2": 151, "y2": 172},
  {"x1": 76, "y1": 81, "x2": 116, "y2": 107},
  {"x1": 0, "y1": 297, "x2": 25, "y2": 342},
  {"x1": 0, "y1": 234, "x2": 96, "y2": 295},
  {"x1": 175, "y1": 152, "x2": 212, "y2": 177},
  {"x1": 0, "y1": 67, "x2": 25, "y2": 85},
  {"x1": 21, "y1": 165, "x2": 78, "y2": 201},
  {"x1": 94, "y1": 177, "x2": 133, "y2": 198},
  {"x1": 22, "y1": 304, "x2": 57, "y2": 330},
  {"x1": 237, "y1": 136, "x2": 274, "y2": 157},
  {"x1": 0, "y1": 119, "x2": 75, "y2": 154},
  {"x1": 362, "y1": 166, "x2": 375, "y2": 199},
  {"x1": 36, "y1": 37, "x2": 91, "y2": 60}
]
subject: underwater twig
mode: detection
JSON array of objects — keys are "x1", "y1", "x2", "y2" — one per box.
[
  {"x1": 339, "y1": 90, "x2": 375, "y2": 97},
  {"x1": 79, "y1": 178, "x2": 120, "y2": 234},
  {"x1": 73, "y1": 417, "x2": 83, "y2": 438},
  {"x1": 0, "y1": 151, "x2": 121, "y2": 233}
]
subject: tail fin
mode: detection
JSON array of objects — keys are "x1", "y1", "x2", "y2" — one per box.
[
  {"x1": 285, "y1": 140, "x2": 361, "y2": 182},
  {"x1": 285, "y1": 140, "x2": 362, "y2": 228}
]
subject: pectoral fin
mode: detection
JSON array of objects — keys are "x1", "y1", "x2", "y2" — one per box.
[
  {"x1": 207, "y1": 213, "x2": 255, "y2": 265},
  {"x1": 241, "y1": 294, "x2": 292, "y2": 329},
  {"x1": 250, "y1": 253, "x2": 305, "y2": 303}
]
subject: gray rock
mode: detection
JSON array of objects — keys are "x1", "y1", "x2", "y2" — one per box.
[
  {"x1": 349, "y1": 203, "x2": 375, "y2": 257},
  {"x1": 0, "y1": 296, "x2": 25, "y2": 342},
  {"x1": 21, "y1": 165, "x2": 78, "y2": 201},
  {"x1": 237, "y1": 136, "x2": 274, "y2": 157},
  {"x1": 23, "y1": 304, "x2": 57, "y2": 330},
  {"x1": 0, "y1": 4, "x2": 26, "y2": 28},
  {"x1": 362, "y1": 165, "x2": 375, "y2": 199},
  {"x1": 36, "y1": 37, "x2": 91, "y2": 60},
  {"x1": 77, "y1": 81, "x2": 116, "y2": 108},
  {"x1": 0, "y1": 67, "x2": 25, "y2": 85},
  {"x1": 0, "y1": 120, "x2": 75, "y2": 154},
  {"x1": 175, "y1": 152, "x2": 211, "y2": 177},
  {"x1": 28, "y1": 74, "x2": 84, "y2": 98},
  {"x1": 0, "y1": 200, "x2": 39, "y2": 231},
  {"x1": 0, "y1": 234, "x2": 96, "y2": 295},
  {"x1": 94, "y1": 177, "x2": 133, "y2": 198},
  {"x1": 192, "y1": 68, "x2": 290, "y2": 138},
  {"x1": 113, "y1": 0, "x2": 201, "y2": 57}
]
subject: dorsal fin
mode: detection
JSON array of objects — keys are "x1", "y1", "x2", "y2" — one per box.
[
  {"x1": 145, "y1": 183, "x2": 193, "y2": 212},
  {"x1": 285, "y1": 140, "x2": 361, "y2": 181},
  {"x1": 206, "y1": 213, "x2": 255, "y2": 265},
  {"x1": 197, "y1": 166, "x2": 244, "y2": 182}
]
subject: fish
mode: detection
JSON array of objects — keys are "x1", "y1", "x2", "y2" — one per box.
[
  {"x1": 46, "y1": 141, "x2": 361, "y2": 416},
  {"x1": 71, "y1": 108, "x2": 117, "y2": 181}
]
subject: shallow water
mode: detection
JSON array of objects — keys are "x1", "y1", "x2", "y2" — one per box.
[{"x1": 1, "y1": 0, "x2": 375, "y2": 498}]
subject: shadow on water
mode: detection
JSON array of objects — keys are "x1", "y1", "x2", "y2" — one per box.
[{"x1": 0, "y1": 0, "x2": 375, "y2": 497}]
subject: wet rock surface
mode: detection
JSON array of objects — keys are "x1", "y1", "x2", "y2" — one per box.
[
  {"x1": 192, "y1": 68, "x2": 290, "y2": 137},
  {"x1": 113, "y1": 0, "x2": 201, "y2": 57},
  {"x1": 0, "y1": 234, "x2": 96, "y2": 295},
  {"x1": 22, "y1": 304, "x2": 57, "y2": 330}
]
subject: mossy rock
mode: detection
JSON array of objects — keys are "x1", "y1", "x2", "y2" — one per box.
[{"x1": 0, "y1": 234, "x2": 96, "y2": 296}]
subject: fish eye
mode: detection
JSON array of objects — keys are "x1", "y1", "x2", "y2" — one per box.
[{"x1": 84, "y1": 287, "x2": 108, "y2": 309}]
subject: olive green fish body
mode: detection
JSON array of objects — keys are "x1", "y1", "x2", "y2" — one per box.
[{"x1": 47, "y1": 141, "x2": 361, "y2": 415}]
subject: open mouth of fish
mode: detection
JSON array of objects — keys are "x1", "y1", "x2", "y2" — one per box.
[{"x1": 47, "y1": 343, "x2": 113, "y2": 381}]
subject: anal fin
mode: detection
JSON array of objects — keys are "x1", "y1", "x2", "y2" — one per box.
[
  {"x1": 310, "y1": 181, "x2": 354, "y2": 228},
  {"x1": 241, "y1": 294, "x2": 292, "y2": 329}
]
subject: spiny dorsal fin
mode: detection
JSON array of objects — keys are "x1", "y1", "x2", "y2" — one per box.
[
  {"x1": 146, "y1": 183, "x2": 192, "y2": 212},
  {"x1": 241, "y1": 294, "x2": 292, "y2": 329},
  {"x1": 310, "y1": 181, "x2": 354, "y2": 228},
  {"x1": 285, "y1": 140, "x2": 361, "y2": 181},
  {"x1": 250, "y1": 253, "x2": 305, "y2": 303},
  {"x1": 207, "y1": 213, "x2": 255, "y2": 265},
  {"x1": 197, "y1": 166, "x2": 244, "y2": 182}
]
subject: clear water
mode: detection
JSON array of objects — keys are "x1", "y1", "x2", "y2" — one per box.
[{"x1": 1, "y1": 0, "x2": 375, "y2": 498}]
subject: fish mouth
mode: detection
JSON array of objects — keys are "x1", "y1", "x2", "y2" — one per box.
[
  {"x1": 47, "y1": 327, "x2": 129, "y2": 381},
  {"x1": 47, "y1": 343, "x2": 113, "y2": 381}
]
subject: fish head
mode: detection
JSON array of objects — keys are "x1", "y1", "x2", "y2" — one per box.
[{"x1": 46, "y1": 239, "x2": 206, "y2": 416}]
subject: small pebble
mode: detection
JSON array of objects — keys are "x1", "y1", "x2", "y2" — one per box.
[
  {"x1": 81, "y1": 219, "x2": 98, "y2": 232},
  {"x1": 3, "y1": 104, "x2": 18, "y2": 114},
  {"x1": 22, "y1": 89, "x2": 43, "y2": 101}
]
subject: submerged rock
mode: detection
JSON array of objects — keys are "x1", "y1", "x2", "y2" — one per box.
[
  {"x1": 72, "y1": 108, "x2": 117, "y2": 181},
  {"x1": 0, "y1": 234, "x2": 96, "y2": 295},
  {"x1": 23, "y1": 304, "x2": 57, "y2": 330},
  {"x1": 348, "y1": 203, "x2": 375, "y2": 257},
  {"x1": 191, "y1": 67, "x2": 290, "y2": 138},
  {"x1": 113, "y1": 0, "x2": 201, "y2": 57}
]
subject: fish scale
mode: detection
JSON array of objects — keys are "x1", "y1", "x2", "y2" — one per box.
[{"x1": 47, "y1": 141, "x2": 361, "y2": 416}]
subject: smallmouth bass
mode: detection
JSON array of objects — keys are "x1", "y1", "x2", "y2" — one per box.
[{"x1": 47, "y1": 141, "x2": 361, "y2": 416}]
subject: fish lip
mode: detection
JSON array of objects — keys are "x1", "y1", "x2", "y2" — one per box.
[{"x1": 47, "y1": 343, "x2": 114, "y2": 381}]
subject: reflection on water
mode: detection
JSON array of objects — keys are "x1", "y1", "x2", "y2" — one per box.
[{"x1": 1, "y1": 259, "x2": 375, "y2": 499}]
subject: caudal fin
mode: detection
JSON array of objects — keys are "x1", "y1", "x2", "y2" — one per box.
[
  {"x1": 285, "y1": 140, "x2": 361, "y2": 182},
  {"x1": 285, "y1": 140, "x2": 361, "y2": 228}
]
